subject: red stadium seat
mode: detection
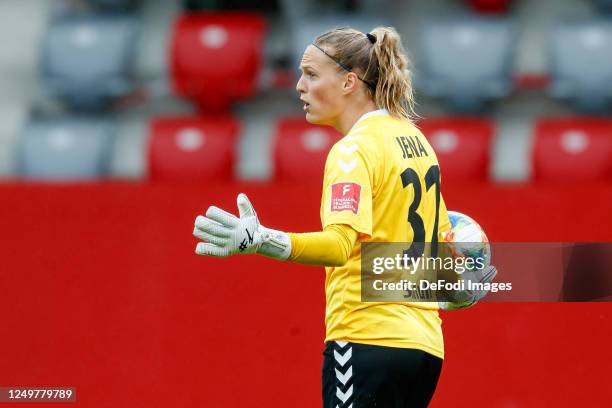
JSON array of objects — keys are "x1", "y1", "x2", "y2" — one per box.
[
  {"x1": 170, "y1": 12, "x2": 265, "y2": 111},
  {"x1": 273, "y1": 117, "x2": 343, "y2": 181},
  {"x1": 467, "y1": 0, "x2": 512, "y2": 14},
  {"x1": 532, "y1": 117, "x2": 612, "y2": 182},
  {"x1": 418, "y1": 117, "x2": 493, "y2": 182},
  {"x1": 147, "y1": 115, "x2": 239, "y2": 181}
]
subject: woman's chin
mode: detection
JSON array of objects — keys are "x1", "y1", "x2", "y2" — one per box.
[
  {"x1": 305, "y1": 112, "x2": 322, "y2": 124},
  {"x1": 304, "y1": 112, "x2": 315, "y2": 123}
]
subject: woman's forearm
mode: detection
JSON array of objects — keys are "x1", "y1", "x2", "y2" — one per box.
[{"x1": 287, "y1": 224, "x2": 358, "y2": 267}]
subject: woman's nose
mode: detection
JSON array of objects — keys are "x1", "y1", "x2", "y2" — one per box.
[{"x1": 296, "y1": 74, "x2": 306, "y2": 94}]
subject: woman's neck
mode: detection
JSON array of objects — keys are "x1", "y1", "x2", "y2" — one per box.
[{"x1": 334, "y1": 99, "x2": 379, "y2": 135}]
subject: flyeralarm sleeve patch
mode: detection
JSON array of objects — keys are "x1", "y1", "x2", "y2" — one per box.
[{"x1": 330, "y1": 182, "x2": 361, "y2": 214}]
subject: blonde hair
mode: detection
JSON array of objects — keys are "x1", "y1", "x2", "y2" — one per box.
[{"x1": 314, "y1": 26, "x2": 417, "y2": 121}]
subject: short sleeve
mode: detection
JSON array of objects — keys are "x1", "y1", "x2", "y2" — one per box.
[{"x1": 320, "y1": 139, "x2": 375, "y2": 238}]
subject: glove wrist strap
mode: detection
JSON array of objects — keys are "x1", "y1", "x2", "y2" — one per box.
[{"x1": 256, "y1": 226, "x2": 292, "y2": 260}]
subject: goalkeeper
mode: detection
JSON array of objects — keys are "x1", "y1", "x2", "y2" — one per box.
[{"x1": 193, "y1": 26, "x2": 496, "y2": 408}]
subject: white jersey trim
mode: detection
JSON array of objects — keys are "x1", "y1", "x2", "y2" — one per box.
[{"x1": 347, "y1": 108, "x2": 390, "y2": 135}]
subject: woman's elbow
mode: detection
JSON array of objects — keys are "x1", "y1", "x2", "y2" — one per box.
[
  {"x1": 326, "y1": 250, "x2": 350, "y2": 267},
  {"x1": 327, "y1": 259, "x2": 345, "y2": 267}
]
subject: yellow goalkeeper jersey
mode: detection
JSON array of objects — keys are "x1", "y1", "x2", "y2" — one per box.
[{"x1": 320, "y1": 109, "x2": 451, "y2": 359}]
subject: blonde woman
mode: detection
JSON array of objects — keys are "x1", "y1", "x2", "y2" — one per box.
[{"x1": 193, "y1": 27, "x2": 496, "y2": 407}]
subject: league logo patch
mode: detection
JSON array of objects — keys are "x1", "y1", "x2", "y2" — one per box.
[{"x1": 330, "y1": 182, "x2": 361, "y2": 214}]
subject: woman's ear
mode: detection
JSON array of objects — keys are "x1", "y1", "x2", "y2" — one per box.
[{"x1": 342, "y1": 72, "x2": 359, "y2": 95}]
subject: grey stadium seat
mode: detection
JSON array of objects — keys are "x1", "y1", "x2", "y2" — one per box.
[
  {"x1": 550, "y1": 20, "x2": 612, "y2": 113},
  {"x1": 42, "y1": 15, "x2": 139, "y2": 111},
  {"x1": 417, "y1": 17, "x2": 516, "y2": 113},
  {"x1": 291, "y1": 15, "x2": 391, "y2": 73},
  {"x1": 18, "y1": 117, "x2": 114, "y2": 180}
]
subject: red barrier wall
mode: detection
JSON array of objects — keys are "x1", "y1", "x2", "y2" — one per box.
[{"x1": 1, "y1": 182, "x2": 611, "y2": 407}]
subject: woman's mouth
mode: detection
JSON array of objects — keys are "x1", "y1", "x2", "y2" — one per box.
[{"x1": 303, "y1": 102, "x2": 310, "y2": 111}]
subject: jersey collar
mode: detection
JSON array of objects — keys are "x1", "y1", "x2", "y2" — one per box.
[{"x1": 348, "y1": 108, "x2": 390, "y2": 134}]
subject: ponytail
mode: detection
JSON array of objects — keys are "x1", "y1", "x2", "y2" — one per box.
[{"x1": 370, "y1": 27, "x2": 417, "y2": 120}]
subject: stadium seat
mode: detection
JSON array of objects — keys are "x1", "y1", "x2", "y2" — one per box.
[
  {"x1": 147, "y1": 115, "x2": 239, "y2": 181},
  {"x1": 18, "y1": 117, "x2": 114, "y2": 180},
  {"x1": 417, "y1": 16, "x2": 515, "y2": 113},
  {"x1": 273, "y1": 116, "x2": 342, "y2": 181},
  {"x1": 466, "y1": 0, "x2": 512, "y2": 14},
  {"x1": 290, "y1": 15, "x2": 390, "y2": 73},
  {"x1": 42, "y1": 14, "x2": 139, "y2": 111},
  {"x1": 418, "y1": 117, "x2": 493, "y2": 182},
  {"x1": 532, "y1": 117, "x2": 612, "y2": 182},
  {"x1": 550, "y1": 20, "x2": 612, "y2": 113},
  {"x1": 170, "y1": 12, "x2": 265, "y2": 111}
]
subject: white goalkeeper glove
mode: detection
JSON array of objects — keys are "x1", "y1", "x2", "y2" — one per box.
[
  {"x1": 438, "y1": 265, "x2": 498, "y2": 310},
  {"x1": 193, "y1": 193, "x2": 292, "y2": 260}
]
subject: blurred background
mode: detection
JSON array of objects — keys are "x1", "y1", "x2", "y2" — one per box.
[
  {"x1": 0, "y1": 0, "x2": 611, "y2": 407},
  {"x1": 0, "y1": 0, "x2": 611, "y2": 181}
]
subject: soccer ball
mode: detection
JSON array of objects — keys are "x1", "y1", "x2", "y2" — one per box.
[{"x1": 441, "y1": 211, "x2": 491, "y2": 272}]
